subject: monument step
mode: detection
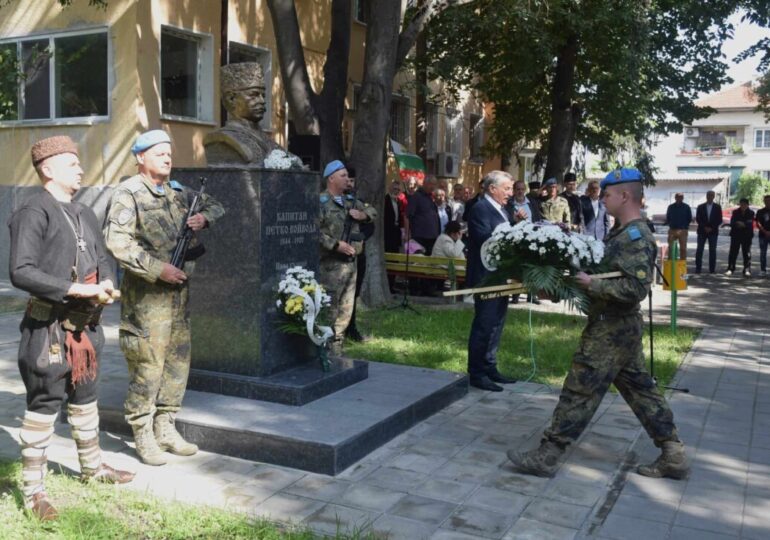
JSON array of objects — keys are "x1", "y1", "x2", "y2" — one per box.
[{"x1": 98, "y1": 361, "x2": 468, "y2": 475}]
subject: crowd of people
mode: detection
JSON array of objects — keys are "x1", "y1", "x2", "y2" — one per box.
[{"x1": 664, "y1": 190, "x2": 770, "y2": 277}]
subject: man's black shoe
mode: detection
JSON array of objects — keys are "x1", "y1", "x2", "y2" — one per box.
[
  {"x1": 488, "y1": 370, "x2": 517, "y2": 384},
  {"x1": 527, "y1": 295, "x2": 541, "y2": 305},
  {"x1": 469, "y1": 376, "x2": 503, "y2": 392}
]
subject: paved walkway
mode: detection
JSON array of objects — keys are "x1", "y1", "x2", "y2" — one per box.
[{"x1": 0, "y1": 264, "x2": 768, "y2": 539}]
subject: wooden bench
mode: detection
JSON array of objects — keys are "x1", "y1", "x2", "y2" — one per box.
[{"x1": 384, "y1": 252, "x2": 466, "y2": 291}]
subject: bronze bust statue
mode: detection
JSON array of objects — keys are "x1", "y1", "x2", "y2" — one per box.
[{"x1": 204, "y1": 62, "x2": 292, "y2": 166}]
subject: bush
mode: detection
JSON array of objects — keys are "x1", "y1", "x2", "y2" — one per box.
[{"x1": 732, "y1": 172, "x2": 770, "y2": 205}]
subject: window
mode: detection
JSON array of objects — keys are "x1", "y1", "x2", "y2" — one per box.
[
  {"x1": 354, "y1": 0, "x2": 368, "y2": 24},
  {"x1": 755, "y1": 129, "x2": 770, "y2": 149},
  {"x1": 425, "y1": 103, "x2": 440, "y2": 158},
  {"x1": 759, "y1": 170, "x2": 770, "y2": 181},
  {"x1": 444, "y1": 108, "x2": 463, "y2": 155},
  {"x1": 161, "y1": 26, "x2": 214, "y2": 122},
  {"x1": 228, "y1": 42, "x2": 273, "y2": 131},
  {"x1": 469, "y1": 112, "x2": 484, "y2": 161},
  {"x1": 390, "y1": 95, "x2": 410, "y2": 146},
  {"x1": 0, "y1": 28, "x2": 108, "y2": 122}
]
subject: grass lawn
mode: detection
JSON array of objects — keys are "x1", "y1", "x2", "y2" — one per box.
[
  {"x1": 349, "y1": 306, "x2": 698, "y2": 389},
  {"x1": 0, "y1": 460, "x2": 372, "y2": 540},
  {"x1": 0, "y1": 296, "x2": 26, "y2": 314}
]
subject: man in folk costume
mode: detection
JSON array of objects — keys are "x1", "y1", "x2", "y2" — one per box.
[{"x1": 8, "y1": 136, "x2": 134, "y2": 520}]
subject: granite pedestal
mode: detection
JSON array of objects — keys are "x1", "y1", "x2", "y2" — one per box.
[{"x1": 173, "y1": 167, "x2": 367, "y2": 405}]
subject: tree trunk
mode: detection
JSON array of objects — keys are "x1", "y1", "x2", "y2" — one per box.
[
  {"x1": 350, "y1": 2, "x2": 403, "y2": 308},
  {"x1": 415, "y1": 31, "x2": 428, "y2": 161},
  {"x1": 543, "y1": 34, "x2": 579, "y2": 183}
]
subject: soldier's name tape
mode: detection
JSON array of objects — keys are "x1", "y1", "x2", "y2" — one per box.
[{"x1": 442, "y1": 272, "x2": 623, "y2": 298}]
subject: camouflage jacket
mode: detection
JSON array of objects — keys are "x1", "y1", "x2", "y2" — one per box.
[
  {"x1": 104, "y1": 174, "x2": 225, "y2": 282},
  {"x1": 319, "y1": 190, "x2": 377, "y2": 261},
  {"x1": 541, "y1": 196, "x2": 571, "y2": 224},
  {"x1": 586, "y1": 218, "x2": 656, "y2": 317}
]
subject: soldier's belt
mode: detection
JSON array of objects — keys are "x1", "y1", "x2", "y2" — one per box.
[{"x1": 27, "y1": 297, "x2": 102, "y2": 332}]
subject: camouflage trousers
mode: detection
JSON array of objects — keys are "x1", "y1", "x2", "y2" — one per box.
[
  {"x1": 119, "y1": 278, "x2": 191, "y2": 429},
  {"x1": 319, "y1": 258, "x2": 357, "y2": 348},
  {"x1": 544, "y1": 313, "x2": 678, "y2": 448}
]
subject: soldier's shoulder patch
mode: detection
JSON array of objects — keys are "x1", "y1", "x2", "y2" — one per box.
[
  {"x1": 121, "y1": 177, "x2": 144, "y2": 194},
  {"x1": 169, "y1": 180, "x2": 185, "y2": 192},
  {"x1": 627, "y1": 226, "x2": 642, "y2": 241},
  {"x1": 320, "y1": 194, "x2": 330, "y2": 203},
  {"x1": 117, "y1": 208, "x2": 135, "y2": 226},
  {"x1": 636, "y1": 269, "x2": 647, "y2": 279}
]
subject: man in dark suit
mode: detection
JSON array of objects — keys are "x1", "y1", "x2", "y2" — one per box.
[
  {"x1": 694, "y1": 190, "x2": 723, "y2": 274},
  {"x1": 384, "y1": 180, "x2": 404, "y2": 254},
  {"x1": 467, "y1": 171, "x2": 517, "y2": 391},
  {"x1": 579, "y1": 180, "x2": 610, "y2": 240}
]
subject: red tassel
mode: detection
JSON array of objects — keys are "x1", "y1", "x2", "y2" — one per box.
[{"x1": 65, "y1": 271, "x2": 99, "y2": 385}]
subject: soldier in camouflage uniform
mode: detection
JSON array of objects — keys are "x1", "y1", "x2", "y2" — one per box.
[
  {"x1": 104, "y1": 130, "x2": 224, "y2": 466},
  {"x1": 540, "y1": 177, "x2": 572, "y2": 225},
  {"x1": 508, "y1": 168, "x2": 689, "y2": 480},
  {"x1": 318, "y1": 160, "x2": 377, "y2": 355}
]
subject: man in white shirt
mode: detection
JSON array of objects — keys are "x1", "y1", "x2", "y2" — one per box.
[{"x1": 508, "y1": 179, "x2": 542, "y2": 223}]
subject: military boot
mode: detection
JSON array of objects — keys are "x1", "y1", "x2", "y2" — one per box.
[
  {"x1": 637, "y1": 440, "x2": 690, "y2": 480},
  {"x1": 132, "y1": 423, "x2": 167, "y2": 466},
  {"x1": 154, "y1": 413, "x2": 198, "y2": 456},
  {"x1": 506, "y1": 440, "x2": 565, "y2": 478}
]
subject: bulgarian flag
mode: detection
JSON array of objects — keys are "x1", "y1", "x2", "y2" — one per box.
[{"x1": 391, "y1": 139, "x2": 426, "y2": 181}]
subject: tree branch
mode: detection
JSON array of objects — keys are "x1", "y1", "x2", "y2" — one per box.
[
  {"x1": 395, "y1": 0, "x2": 439, "y2": 69},
  {"x1": 266, "y1": 0, "x2": 320, "y2": 135}
]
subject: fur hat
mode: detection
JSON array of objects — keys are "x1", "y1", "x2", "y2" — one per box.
[{"x1": 31, "y1": 136, "x2": 78, "y2": 166}]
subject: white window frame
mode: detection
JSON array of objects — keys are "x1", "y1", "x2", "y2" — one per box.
[
  {"x1": 390, "y1": 93, "x2": 411, "y2": 146},
  {"x1": 425, "y1": 102, "x2": 440, "y2": 158},
  {"x1": 160, "y1": 25, "x2": 215, "y2": 125},
  {"x1": 0, "y1": 26, "x2": 111, "y2": 127},
  {"x1": 444, "y1": 108, "x2": 463, "y2": 156},
  {"x1": 227, "y1": 41, "x2": 273, "y2": 132},
  {"x1": 754, "y1": 128, "x2": 770, "y2": 150},
  {"x1": 469, "y1": 112, "x2": 484, "y2": 162}
]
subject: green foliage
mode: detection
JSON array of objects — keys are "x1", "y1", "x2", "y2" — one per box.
[
  {"x1": 422, "y1": 0, "x2": 738, "y2": 176},
  {"x1": 349, "y1": 307, "x2": 697, "y2": 388},
  {"x1": 732, "y1": 172, "x2": 770, "y2": 205}
]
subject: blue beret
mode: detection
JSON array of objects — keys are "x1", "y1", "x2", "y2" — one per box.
[
  {"x1": 601, "y1": 168, "x2": 643, "y2": 189},
  {"x1": 323, "y1": 160, "x2": 346, "y2": 178},
  {"x1": 542, "y1": 177, "x2": 557, "y2": 187},
  {"x1": 131, "y1": 129, "x2": 171, "y2": 155}
]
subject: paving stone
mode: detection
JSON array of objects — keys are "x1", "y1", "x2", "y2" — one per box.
[
  {"x1": 543, "y1": 480, "x2": 605, "y2": 507},
  {"x1": 667, "y1": 526, "x2": 738, "y2": 540},
  {"x1": 599, "y1": 513, "x2": 670, "y2": 540},
  {"x1": 304, "y1": 503, "x2": 378, "y2": 537},
  {"x1": 502, "y1": 517, "x2": 577, "y2": 540},
  {"x1": 371, "y1": 514, "x2": 435, "y2": 540},
  {"x1": 282, "y1": 474, "x2": 351, "y2": 502},
  {"x1": 430, "y1": 530, "x2": 485, "y2": 540},
  {"x1": 442, "y1": 504, "x2": 515, "y2": 539},
  {"x1": 338, "y1": 483, "x2": 406, "y2": 512},
  {"x1": 434, "y1": 459, "x2": 498, "y2": 483},
  {"x1": 423, "y1": 424, "x2": 483, "y2": 445},
  {"x1": 622, "y1": 473, "x2": 686, "y2": 503},
  {"x1": 389, "y1": 494, "x2": 457, "y2": 526},
  {"x1": 386, "y1": 452, "x2": 449, "y2": 474},
  {"x1": 741, "y1": 513, "x2": 770, "y2": 540},
  {"x1": 254, "y1": 493, "x2": 326, "y2": 524},
  {"x1": 607, "y1": 493, "x2": 677, "y2": 524},
  {"x1": 463, "y1": 486, "x2": 531, "y2": 516},
  {"x1": 245, "y1": 464, "x2": 306, "y2": 491},
  {"x1": 672, "y1": 501, "x2": 742, "y2": 536},
  {"x1": 521, "y1": 497, "x2": 591, "y2": 529},
  {"x1": 411, "y1": 477, "x2": 478, "y2": 504},
  {"x1": 485, "y1": 469, "x2": 550, "y2": 496},
  {"x1": 363, "y1": 466, "x2": 428, "y2": 491}
]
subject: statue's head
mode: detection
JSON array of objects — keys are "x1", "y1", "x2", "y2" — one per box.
[{"x1": 220, "y1": 62, "x2": 267, "y2": 124}]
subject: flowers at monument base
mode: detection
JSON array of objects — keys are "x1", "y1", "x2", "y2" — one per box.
[
  {"x1": 480, "y1": 221, "x2": 606, "y2": 309},
  {"x1": 264, "y1": 149, "x2": 305, "y2": 170}
]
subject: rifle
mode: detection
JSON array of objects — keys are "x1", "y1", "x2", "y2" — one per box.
[
  {"x1": 170, "y1": 177, "x2": 207, "y2": 269},
  {"x1": 340, "y1": 190, "x2": 365, "y2": 262}
]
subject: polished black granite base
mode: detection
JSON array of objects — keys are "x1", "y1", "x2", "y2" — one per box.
[
  {"x1": 186, "y1": 357, "x2": 369, "y2": 406},
  {"x1": 98, "y1": 359, "x2": 468, "y2": 475}
]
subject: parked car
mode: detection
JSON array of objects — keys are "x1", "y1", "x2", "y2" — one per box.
[{"x1": 722, "y1": 205, "x2": 760, "y2": 231}]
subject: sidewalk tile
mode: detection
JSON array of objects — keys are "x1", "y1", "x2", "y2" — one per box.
[
  {"x1": 521, "y1": 497, "x2": 591, "y2": 529},
  {"x1": 389, "y1": 494, "x2": 457, "y2": 526},
  {"x1": 463, "y1": 486, "x2": 531, "y2": 515},
  {"x1": 411, "y1": 477, "x2": 478, "y2": 504},
  {"x1": 668, "y1": 526, "x2": 738, "y2": 540},
  {"x1": 674, "y1": 502, "x2": 742, "y2": 536},
  {"x1": 338, "y1": 482, "x2": 406, "y2": 512},
  {"x1": 502, "y1": 517, "x2": 577, "y2": 540},
  {"x1": 542, "y1": 480, "x2": 605, "y2": 507},
  {"x1": 304, "y1": 503, "x2": 377, "y2": 537},
  {"x1": 742, "y1": 514, "x2": 770, "y2": 540},
  {"x1": 253, "y1": 493, "x2": 325, "y2": 524},
  {"x1": 430, "y1": 530, "x2": 485, "y2": 540},
  {"x1": 442, "y1": 504, "x2": 515, "y2": 539},
  {"x1": 622, "y1": 474, "x2": 686, "y2": 503},
  {"x1": 485, "y1": 469, "x2": 550, "y2": 496},
  {"x1": 371, "y1": 514, "x2": 435, "y2": 540},
  {"x1": 608, "y1": 493, "x2": 677, "y2": 524},
  {"x1": 599, "y1": 513, "x2": 670, "y2": 540},
  {"x1": 282, "y1": 474, "x2": 351, "y2": 502},
  {"x1": 362, "y1": 466, "x2": 428, "y2": 491}
]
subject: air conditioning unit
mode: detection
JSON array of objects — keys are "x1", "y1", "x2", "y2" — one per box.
[
  {"x1": 684, "y1": 127, "x2": 700, "y2": 138},
  {"x1": 436, "y1": 152, "x2": 460, "y2": 177}
]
